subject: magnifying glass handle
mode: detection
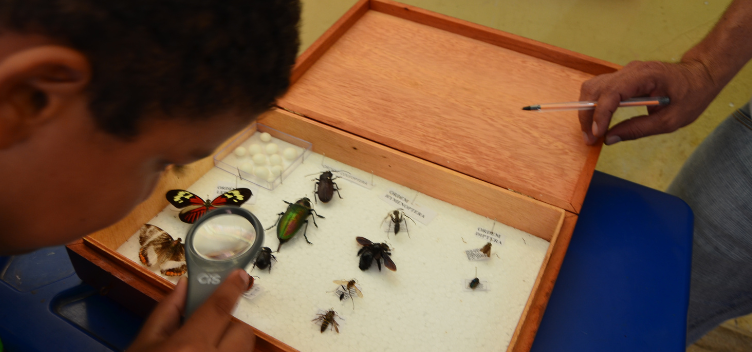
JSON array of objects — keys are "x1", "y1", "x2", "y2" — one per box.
[{"x1": 184, "y1": 267, "x2": 238, "y2": 318}]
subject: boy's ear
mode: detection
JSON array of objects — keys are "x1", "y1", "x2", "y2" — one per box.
[{"x1": 0, "y1": 45, "x2": 90, "y2": 149}]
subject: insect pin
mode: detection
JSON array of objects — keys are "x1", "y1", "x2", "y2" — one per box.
[
  {"x1": 382, "y1": 208, "x2": 416, "y2": 238},
  {"x1": 138, "y1": 224, "x2": 186, "y2": 276},
  {"x1": 469, "y1": 267, "x2": 481, "y2": 290},
  {"x1": 313, "y1": 309, "x2": 341, "y2": 333},
  {"x1": 266, "y1": 197, "x2": 325, "y2": 251},
  {"x1": 165, "y1": 188, "x2": 252, "y2": 224},
  {"x1": 307, "y1": 170, "x2": 343, "y2": 204},
  {"x1": 333, "y1": 279, "x2": 363, "y2": 310},
  {"x1": 252, "y1": 247, "x2": 277, "y2": 273},
  {"x1": 479, "y1": 242, "x2": 500, "y2": 259},
  {"x1": 356, "y1": 237, "x2": 396, "y2": 271}
]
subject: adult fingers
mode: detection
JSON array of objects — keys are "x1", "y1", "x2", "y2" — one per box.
[
  {"x1": 217, "y1": 321, "x2": 256, "y2": 352},
  {"x1": 181, "y1": 269, "x2": 250, "y2": 347},
  {"x1": 603, "y1": 109, "x2": 678, "y2": 144},
  {"x1": 132, "y1": 277, "x2": 189, "y2": 348}
]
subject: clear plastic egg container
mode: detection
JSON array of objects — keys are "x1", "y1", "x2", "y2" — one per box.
[{"x1": 213, "y1": 122, "x2": 312, "y2": 190}]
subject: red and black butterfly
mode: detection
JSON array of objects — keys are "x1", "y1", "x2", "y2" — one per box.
[
  {"x1": 138, "y1": 224, "x2": 186, "y2": 276},
  {"x1": 165, "y1": 188, "x2": 253, "y2": 224}
]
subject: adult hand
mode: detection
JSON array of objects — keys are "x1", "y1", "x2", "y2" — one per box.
[
  {"x1": 579, "y1": 60, "x2": 720, "y2": 145},
  {"x1": 127, "y1": 269, "x2": 256, "y2": 352}
]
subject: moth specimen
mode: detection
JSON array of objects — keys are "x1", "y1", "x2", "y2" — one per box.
[{"x1": 138, "y1": 224, "x2": 186, "y2": 276}]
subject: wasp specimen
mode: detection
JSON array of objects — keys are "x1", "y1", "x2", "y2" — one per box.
[
  {"x1": 311, "y1": 171, "x2": 343, "y2": 203},
  {"x1": 138, "y1": 224, "x2": 186, "y2": 276},
  {"x1": 312, "y1": 309, "x2": 341, "y2": 333},
  {"x1": 479, "y1": 242, "x2": 500, "y2": 258},
  {"x1": 252, "y1": 247, "x2": 277, "y2": 273},
  {"x1": 382, "y1": 208, "x2": 416, "y2": 238},
  {"x1": 356, "y1": 237, "x2": 396, "y2": 271},
  {"x1": 333, "y1": 279, "x2": 363, "y2": 310},
  {"x1": 469, "y1": 267, "x2": 480, "y2": 290},
  {"x1": 266, "y1": 198, "x2": 325, "y2": 251}
]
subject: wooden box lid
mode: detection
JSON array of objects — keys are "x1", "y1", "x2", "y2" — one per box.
[{"x1": 279, "y1": 0, "x2": 618, "y2": 213}]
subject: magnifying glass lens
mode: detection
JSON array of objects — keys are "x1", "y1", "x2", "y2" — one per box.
[{"x1": 192, "y1": 214, "x2": 256, "y2": 260}]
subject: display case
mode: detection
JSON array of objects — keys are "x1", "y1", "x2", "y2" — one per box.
[{"x1": 66, "y1": 1, "x2": 620, "y2": 351}]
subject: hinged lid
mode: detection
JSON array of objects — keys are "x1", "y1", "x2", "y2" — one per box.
[{"x1": 278, "y1": 0, "x2": 616, "y2": 213}]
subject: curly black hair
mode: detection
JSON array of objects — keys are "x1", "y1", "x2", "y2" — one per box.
[{"x1": 0, "y1": 0, "x2": 300, "y2": 137}]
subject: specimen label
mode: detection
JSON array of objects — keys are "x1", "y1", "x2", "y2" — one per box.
[
  {"x1": 322, "y1": 164, "x2": 374, "y2": 189},
  {"x1": 379, "y1": 189, "x2": 437, "y2": 225}
]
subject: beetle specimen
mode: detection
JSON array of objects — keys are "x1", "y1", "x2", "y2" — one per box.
[
  {"x1": 356, "y1": 237, "x2": 396, "y2": 271},
  {"x1": 252, "y1": 247, "x2": 277, "y2": 273},
  {"x1": 166, "y1": 188, "x2": 253, "y2": 224},
  {"x1": 311, "y1": 171, "x2": 343, "y2": 203},
  {"x1": 382, "y1": 208, "x2": 416, "y2": 238},
  {"x1": 469, "y1": 267, "x2": 480, "y2": 290},
  {"x1": 333, "y1": 279, "x2": 363, "y2": 310},
  {"x1": 313, "y1": 309, "x2": 341, "y2": 333},
  {"x1": 266, "y1": 197, "x2": 325, "y2": 251},
  {"x1": 138, "y1": 224, "x2": 186, "y2": 276},
  {"x1": 479, "y1": 242, "x2": 500, "y2": 258}
]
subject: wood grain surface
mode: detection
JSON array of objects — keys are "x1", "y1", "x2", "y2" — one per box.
[
  {"x1": 279, "y1": 9, "x2": 601, "y2": 213},
  {"x1": 262, "y1": 108, "x2": 565, "y2": 241}
]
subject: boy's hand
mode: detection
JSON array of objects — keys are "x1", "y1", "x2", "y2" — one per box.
[
  {"x1": 127, "y1": 270, "x2": 256, "y2": 352},
  {"x1": 578, "y1": 60, "x2": 719, "y2": 145}
]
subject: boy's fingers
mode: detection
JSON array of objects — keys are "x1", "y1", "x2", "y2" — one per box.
[
  {"x1": 182, "y1": 269, "x2": 250, "y2": 346},
  {"x1": 217, "y1": 321, "x2": 256, "y2": 352},
  {"x1": 130, "y1": 277, "x2": 188, "y2": 348}
]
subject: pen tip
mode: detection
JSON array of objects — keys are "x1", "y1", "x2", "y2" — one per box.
[{"x1": 522, "y1": 106, "x2": 532, "y2": 111}]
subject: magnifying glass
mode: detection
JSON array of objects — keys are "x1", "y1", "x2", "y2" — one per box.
[{"x1": 184, "y1": 207, "x2": 264, "y2": 318}]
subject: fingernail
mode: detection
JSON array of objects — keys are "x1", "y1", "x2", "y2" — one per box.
[
  {"x1": 240, "y1": 271, "x2": 250, "y2": 288},
  {"x1": 591, "y1": 121, "x2": 599, "y2": 136},
  {"x1": 582, "y1": 131, "x2": 591, "y2": 144},
  {"x1": 246, "y1": 276, "x2": 256, "y2": 291},
  {"x1": 605, "y1": 135, "x2": 621, "y2": 145}
]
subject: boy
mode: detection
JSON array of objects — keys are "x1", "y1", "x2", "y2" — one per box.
[{"x1": 0, "y1": 1, "x2": 301, "y2": 351}]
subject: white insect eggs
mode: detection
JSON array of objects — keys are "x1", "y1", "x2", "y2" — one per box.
[
  {"x1": 265, "y1": 143, "x2": 279, "y2": 154},
  {"x1": 248, "y1": 144, "x2": 262, "y2": 155},
  {"x1": 252, "y1": 154, "x2": 267, "y2": 166},
  {"x1": 269, "y1": 154, "x2": 282, "y2": 166},
  {"x1": 283, "y1": 147, "x2": 297, "y2": 161},
  {"x1": 239, "y1": 163, "x2": 254, "y2": 174},
  {"x1": 254, "y1": 166, "x2": 269, "y2": 179},
  {"x1": 233, "y1": 146, "x2": 247, "y2": 157},
  {"x1": 259, "y1": 132, "x2": 272, "y2": 142},
  {"x1": 270, "y1": 165, "x2": 283, "y2": 177}
]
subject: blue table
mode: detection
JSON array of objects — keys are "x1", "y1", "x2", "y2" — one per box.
[{"x1": 0, "y1": 171, "x2": 693, "y2": 351}]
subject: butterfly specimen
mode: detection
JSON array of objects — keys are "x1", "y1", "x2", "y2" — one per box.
[
  {"x1": 166, "y1": 188, "x2": 253, "y2": 224},
  {"x1": 138, "y1": 224, "x2": 186, "y2": 276}
]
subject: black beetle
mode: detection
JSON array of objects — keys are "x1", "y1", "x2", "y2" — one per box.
[
  {"x1": 252, "y1": 247, "x2": 277, "y2": 272},
  {"x1": 312, "y1": 171, "x2": 342, "y2": 204}
]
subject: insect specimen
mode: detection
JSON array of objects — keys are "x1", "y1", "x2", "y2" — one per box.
[
  {"x1": 479, "y1": 242, "x2": 500, "y2": 258},
  {"x1": 267, "y1": 197, "x2": 325, "y2": 251},
  {"x1": 138, "y1": 224, "x2": 186, "y2": 276},
  {"x1": 469, "y1": 267, "x2": 480, "y2": 290},
  {"x1": 165, "y1": 188, "x2": 253, "y2": 224},
  {"x1": 252, "y1": 247, "x2": 277, "y2": 273},
  {"x1": 333, "y1": 279, "x2": 363, "y2": 310},
  {"x1": 312, "y1": 309, "x2": 341, "y2": 333},
  {"x1": 382, "y1": 208, "x2": 416, "y2": 238},
  {"x1": 311, "y1": 171, "x2": 342, "y2": 203},
  {"x1": 356, "y1": 237, "x2": 396, "y2": 271}
]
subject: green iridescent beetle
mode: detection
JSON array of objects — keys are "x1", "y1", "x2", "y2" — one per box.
[{"x1": 266, "y1": 197, "x2": 325, "y2": 251}]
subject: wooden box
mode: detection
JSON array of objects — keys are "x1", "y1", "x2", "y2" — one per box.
[{"x1": 66, "y1": 1, "x2": 619, "y2": 351}]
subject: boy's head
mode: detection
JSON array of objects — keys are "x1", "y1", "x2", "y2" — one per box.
[{"x1": 0, "y1": 1, "x2": 300, "y2": 254}]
